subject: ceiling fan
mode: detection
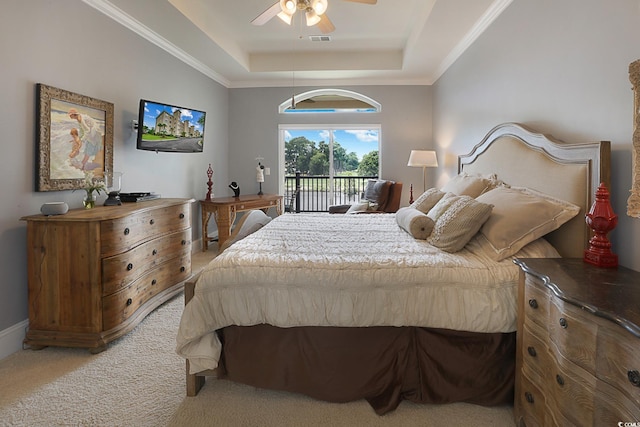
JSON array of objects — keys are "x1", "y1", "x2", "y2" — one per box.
[{"x1": 251, "y1": 0, "x2": 377, "y2": 34}]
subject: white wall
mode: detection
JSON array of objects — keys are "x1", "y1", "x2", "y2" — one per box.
[
  {"x1": 0, "y1": 0, "x2": 228, "y2": 358},
  {"x1": 433, "y1": 0, "x2": 640, "y2": 270}
]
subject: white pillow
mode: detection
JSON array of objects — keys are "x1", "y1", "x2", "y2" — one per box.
[
  {"x1": 475, "y1": 186, "x2": 580, "y2": 261},
  {"x1": 410, "y1": 188, "x2": 446, "y2": 213},
  {"x1": 427, "y1": 195, "x2": 493, "y2": 253},
  {"x1": 440, "y1": 172, "x2": 497, "y2": 198},
  {"x1": 395, "y1": 207, "x2": 435, "y2": 240},
  {"x1": 346, "y1": 201, "x2": 370, "y2": 214}
]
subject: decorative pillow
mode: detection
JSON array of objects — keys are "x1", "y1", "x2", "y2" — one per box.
[
  {"x1": 440, "y1": 172, "x2": 497, "y2": 198},
  {"x1": 395, "y1": 207, "x2": 435, "y2": 240},
  {"x1": 410, "y1": 188, "x2": 446, "y2": 213},
  {"x1": 219, "y1": 209, "x2": 272, "y2": 253},
  {"x1": 425, "y1": 192, "x2": 457, "y2": 222},
  {"x1": 346, "y1": 201, "x2": 370, "y2": 214},
  {"x1": 475, "y1": 186, "x2": 580, "y2": 261},
  {"x1": 427, "y1": 195, "x2": 493, "y2": 253},
  {"x1": 363, "y1": 179, "x2": 392, "y2": 209}
]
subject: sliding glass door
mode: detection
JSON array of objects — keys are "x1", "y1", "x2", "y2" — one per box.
[{"x1": 279, "y1": 125, "x2": 380, "y2": 212}]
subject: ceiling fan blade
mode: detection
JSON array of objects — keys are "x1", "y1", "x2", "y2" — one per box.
[
  {"x1": 251, "y1": 1, "x2": 281, "y2": 26},
  {"x1": 342, "y1": 0, "x2": 377, "y2": 4},
  {"x1": 317, "y1": 14, "x2": 335, "y2": 34}
]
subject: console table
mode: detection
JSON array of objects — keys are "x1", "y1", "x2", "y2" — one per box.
[{"x1": 200, "y1": 194, "x2": 283, "y2": 251}]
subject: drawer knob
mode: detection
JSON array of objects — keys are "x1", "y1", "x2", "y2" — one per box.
[
  {"x1": 127, "y1": 263, "x2": 133, "y2": 271},
  {"x1": 559, "y1": 317, "x2": 568, "y2": 328},
  {"x1": 528, "y1": 299, "x2": 538, "y2": 309},
  {"x1": 149, "y1": 219, "x2": 155, "y2": 225},
  {"x1": 527, "y1": 346, "x2": 537, "y2": 357},
  {"x1": 179, "y1": 213, "x2": 185, "y2": 219},
  {"x1": 126, "y1": 298, "x2": 133, "y2": 306},
  {"x1": 152, "y1": 249, "x2": 158, "y2": 256},
  {"x1": 151, "y1": 279, "x2": 157, "y2": 286},
  {"x1": 556, "y1": 374, "x2": 564, "y2": 386},
  {"x1": 524, "y1": 392, "x2": 534, "y2": 404},
  {"x1": 124, "y1": 228, "x2": 130, "y2": 235},
  {"x1": 180, "y1": 266, "x2": 186, "y2": 273},
  {"x1": 181, "y1": 239, "x2": 187, "y2": 245},
  {"x1": 628, "y1": 370, "x2": 640, "y2": 387}
]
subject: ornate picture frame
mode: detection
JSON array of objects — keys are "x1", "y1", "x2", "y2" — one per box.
[
  {"x1": 628, "y1": 60, "x2": 640, "y2": 217},
  {"x1": 36, "y1": 84, "x2": 113, "y2": 191}
]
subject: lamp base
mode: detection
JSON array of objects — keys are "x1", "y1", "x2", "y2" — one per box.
[{"x1": 584, "y1": 249, "x2": 618, "y2": 268}]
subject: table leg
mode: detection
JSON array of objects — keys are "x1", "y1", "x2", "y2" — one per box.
[
  {"x1": 215, "y1": 206, "x2": 233, "y2": 249},
  {"x1": 201, "y1": 209, "x2": 212, "y2": 252}
]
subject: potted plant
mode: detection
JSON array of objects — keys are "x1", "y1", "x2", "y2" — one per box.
[{"x1": 81, "y1": 172, "x2": 106, "y2": 209}]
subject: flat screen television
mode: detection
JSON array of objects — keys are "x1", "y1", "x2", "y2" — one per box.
[{"x1": 137, "y1": 99, "x2": 206, "y2": 153}]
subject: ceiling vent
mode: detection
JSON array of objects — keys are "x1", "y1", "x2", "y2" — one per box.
[{"x1": 309, "y1": 35, "x2": 331, "y2": 42}]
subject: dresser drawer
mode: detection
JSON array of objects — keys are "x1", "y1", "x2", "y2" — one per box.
[
  {"x1": 522, "y1": 276, "x2": 550, "y2": 328},
  {"x1": 549, "y1": 298, "x2": 598, "y2": 374},
  {"x1": 100, "y1": 204, "x2": 191, "y2": 256},
  {"x1": 545, "y1": 341, "x2": 596, "y2": 427},
  {"x1": 102, "y1": 254, "x2": 191, "y2": 330},
  {"x1": 594, "y1": 378, "x2": 640, "y2": 424},
  {"x1": 596, "y1": 322, "x2": 640, "y2": 406},
  {"x1": 516, "y1": 366, "x2": 547, "y2": 427},
  {"x1": 521, "y1": 322, "x2": 553, "y2": 379},
  {"x1": 102, "y1": 229, "x2": 192, "y2": 296}
]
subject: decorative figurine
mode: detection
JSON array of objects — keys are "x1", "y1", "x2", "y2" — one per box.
[
  {"x1": 206, "y1": 163, "x2": 214, "y2": 201},
  {"x1": 256, "y1": 159, "x2": 265, "y2": 195},
  {"x1": 229, "y1": 181, "x2": 240, "y2": 197},
  {"x1": 584, "y1": 182, "x2": 618, "y2": 267}
]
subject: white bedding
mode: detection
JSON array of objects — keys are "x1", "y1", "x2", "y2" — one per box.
[{"x1": 176, "y1": 213, "x2": 559, "y2": 373}]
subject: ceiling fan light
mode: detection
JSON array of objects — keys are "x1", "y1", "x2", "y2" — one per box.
[
  {"x1": 280, "y1": 0, "x2": 296, "y2": 12},
  {"x1": 311, "y1": 0, "x2": 328, "y2": 15},
  {"x1": 306, "y1": 10, "x2": 321, "y2": 26},
  {"x1": 277, "y1": 11, "x2": 293, "y2": 24}
]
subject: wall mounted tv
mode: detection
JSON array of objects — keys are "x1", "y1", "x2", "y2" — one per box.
[{"x1": 137, "y1": 99, "x2": 206, "y2": 153}]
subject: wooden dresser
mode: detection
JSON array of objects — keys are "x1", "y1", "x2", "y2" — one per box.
[
  {"x1": 514, "y1": 258, "x2": 640, "y2": 426},
  {"x1": 21, "y1": 198, "x2": 194, "y2": 352}
]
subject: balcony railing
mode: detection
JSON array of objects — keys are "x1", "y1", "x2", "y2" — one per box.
[{"x1": 284, "y1": 172, "x2": 377, "y2": 213}]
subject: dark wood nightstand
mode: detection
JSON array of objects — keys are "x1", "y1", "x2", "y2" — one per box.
[{"x1": 514, "y1": 258, "x2": 640, "y2": 426}]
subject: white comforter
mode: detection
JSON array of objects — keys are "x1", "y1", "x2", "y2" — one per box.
[{"x1": 177, "y1": 213, "x2": 558, "y2": 373}]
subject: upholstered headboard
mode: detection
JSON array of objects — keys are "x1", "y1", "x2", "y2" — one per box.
[{"x1": 458, "y1": 123, "x2": 611, "y2": 258}]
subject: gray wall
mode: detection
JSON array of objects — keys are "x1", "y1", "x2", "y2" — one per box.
[
  {"x1": 0, "y1": 0, "x2": 228, "y2": 358},
  {"x1": 433, "y1": 0, "x2": 640, "y2": 270},
  {"x1": 228, "y1": 86, "x2": 433, "y2": 204}
]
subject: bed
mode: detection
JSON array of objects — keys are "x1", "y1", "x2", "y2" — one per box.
[{"x1": 176, "y1": 123, "x2": 610, "y2": 414}]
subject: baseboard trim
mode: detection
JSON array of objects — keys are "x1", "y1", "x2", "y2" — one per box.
[{"x1": 0, "y1": 319, "x2": 28, "y2": 361}]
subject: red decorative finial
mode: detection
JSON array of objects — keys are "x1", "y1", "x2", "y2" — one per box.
[
  {"x1": 584, "y1": 182, "x2": 618, "y2": 267},
  {"x1": 409, "y1": 184, "x2": 414, "y2": 204},
  {"x1": 205, "y1": 164, "x2": 214, "y2": 201}
]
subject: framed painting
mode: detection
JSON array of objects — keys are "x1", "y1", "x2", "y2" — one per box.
[{"x1": 36, "y1": 84, "x2": 113, "y2": 191}]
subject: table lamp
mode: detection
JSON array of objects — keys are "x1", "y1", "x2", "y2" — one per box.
[{"x1": 407, "y1": 150, "x2": 438, "y2": 193}]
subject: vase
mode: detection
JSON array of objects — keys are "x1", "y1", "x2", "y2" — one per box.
[{"x1": 83, "y1": 193, "x2": 95, "y2": 209}]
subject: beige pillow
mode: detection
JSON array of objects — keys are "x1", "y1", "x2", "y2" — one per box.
[
  {"x1": 427, "y1": 195, "x2": 493, "y2": 253},
  {"x1": 395, "y1": 207, "x2": 435, "y2": 240},
  {"x1": 425, "y1": 192, "x2": 457, "y2": 222},
  {"x1": 475, "y1": 186, "x2": 580, "y2": 261},
  {"x1": 410, "y1": 188, "x2": 446, "y2": 213},
  {"x1": 346, "y1": 201, "x2": 370, "y2": 214},
  {"x1": 440, "y1": 172, "x2": 496, "y2": 198}
]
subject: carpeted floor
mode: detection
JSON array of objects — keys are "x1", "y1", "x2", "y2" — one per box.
[{"x1": 0, "y1": 252, "x2": 516, "y2": 427}]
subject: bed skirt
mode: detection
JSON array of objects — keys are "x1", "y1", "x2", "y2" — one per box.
[{"x1": 216, "y1": 325, "x2": 515, "y2": 415}]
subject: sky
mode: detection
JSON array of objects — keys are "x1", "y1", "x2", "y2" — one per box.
[{"x1": 283, "y1": 128, "x2": 379, "y2": 160}]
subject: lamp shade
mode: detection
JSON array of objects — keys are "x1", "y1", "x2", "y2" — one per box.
[{"x1": 407, "y1": 150, "x2": 438, "y2": 167}]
